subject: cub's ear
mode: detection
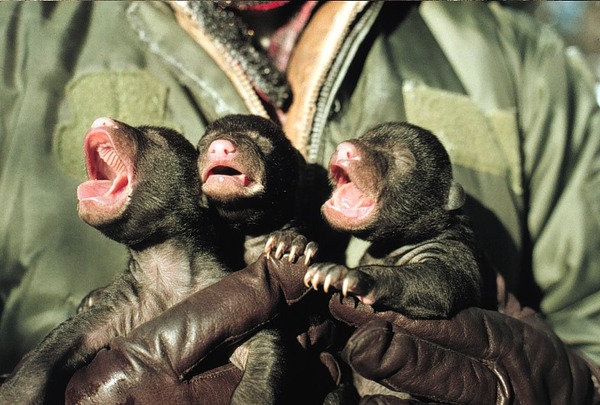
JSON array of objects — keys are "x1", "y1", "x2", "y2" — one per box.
[{"x1": 444, "y1": 180, "x2": 466, "y2": 211}]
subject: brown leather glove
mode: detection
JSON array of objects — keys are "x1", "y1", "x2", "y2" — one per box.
[
  {"x1": 65, "y1": 254, "x2": 312, "y2": 404},
  {"x1": 329, "y1": 276, "x2": 600, "y2": 405}
]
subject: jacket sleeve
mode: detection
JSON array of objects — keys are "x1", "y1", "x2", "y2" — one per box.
[
  {"x1": 0, "y1": 2, "x2": 137, "y2": 375},
  {"x1": 503, "y1": 5, "x2": 600, "y2": 365},
  {"x1": 418, "y1": 2, "x2": 600, "y2": 365}
]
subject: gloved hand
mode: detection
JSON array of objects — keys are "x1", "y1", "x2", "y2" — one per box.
[
  {"x1": 65, "y1": 254, "x2": 313, "y2": 404},
  {"x1": 329, "y1": 276, "x2": 600, "y2": 405}
]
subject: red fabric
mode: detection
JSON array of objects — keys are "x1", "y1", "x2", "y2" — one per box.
[
  {"x1": 233, "y1": 2, "x2": 290, "y2": 12},
  {"x1": 267, "y1": 2, "x2": 319, "y2": 72}
]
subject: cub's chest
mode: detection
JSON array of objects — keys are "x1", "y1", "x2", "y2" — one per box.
[
  {"x1": 130, "y1": 245, "x2": 199, "y2": 304},
  {"x1": 361, "y1": 241, "x2": 448, "y2": 267}
]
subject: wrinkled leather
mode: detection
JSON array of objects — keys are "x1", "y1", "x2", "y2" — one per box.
[
  {"x1": 360, "y1": 396, "x2": 416, "y2": 405},
  {"x1": 66, "y1": 255, "x2": 311, "y2": 404},
  {"x1": 329, "y1": 276, "x2": 600, "y2": 405},
  {"x1": 69, "y1": 355, "x2": 242, "y2": 405},
  {"x1": 65, "y1": 253, "x2": 600, "y2": 404}
]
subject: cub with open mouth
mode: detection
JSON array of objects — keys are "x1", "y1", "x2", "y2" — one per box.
[
  {"x1": 0, "y1": 117, "x2": 298, "y2": 404},
  {"x1": 197, "y1": 114, "x2": 316, "y2": 265},
  {"x1": 1, "y1": 118, "x2": 230, "y2": 403},
  {"x1": 304, "y1": 121, "x2": 494, "y2": 401},
  {"x1": 306, "y1": 121, "x2": 491, "y2": 319}
]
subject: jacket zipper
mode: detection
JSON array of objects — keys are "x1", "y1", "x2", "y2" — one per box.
[
  {"x1": 170, "y1": 2, "x2": 269, "y2": 119},
  {"x1": 307, "y1": 2, "x2": 382, "y2": 165}
]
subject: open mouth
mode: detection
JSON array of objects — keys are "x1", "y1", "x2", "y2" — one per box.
[
  {"x1": 323, "y1": 163, "x2": 376, "y2": 221},
  {"x1": 77, "y1": 128, "x2": 133, "y2": 210},
  {"x1": 202, "y1": 163, "x2": 253, "y2": 187},
  {"x1": 200, "y1": 159, "x2": 263, "y2": 202}
]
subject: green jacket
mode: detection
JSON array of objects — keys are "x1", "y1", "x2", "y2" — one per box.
[{"x1": 1, "y1": 1, "x2": 599, "y2": 373}]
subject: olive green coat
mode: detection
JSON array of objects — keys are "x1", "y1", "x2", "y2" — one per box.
[{"x1": 1, "y1": 1, "x2": 599, "y2": 372}]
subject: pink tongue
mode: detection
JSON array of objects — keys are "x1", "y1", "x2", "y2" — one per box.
[
  {"x1": 77, "y1": 174, "x2": 129, "y2": 202},
  {"x1": 334, "y1": 183, "x2": 373, "y2": 209},
  {"x1": 77, "y1": 180, "x2": 112, "y2": 200}
]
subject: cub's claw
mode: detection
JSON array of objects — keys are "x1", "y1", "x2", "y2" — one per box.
[
  {"x1": 288, "y1": 244, "x2": 300, "y2": 263},
  {"x1": 304, "y1": 263, "x2": 374, "y2": 300},
  {"x1": 264, "y1": 235, "x2": 276, "y2": 259},
  {"x1": 311, "y1": 272, "x2": 323, "y2": 291},
  {"x1": 287, "y1": 234, "x2": 306, "y2": 262},
  {"x1": 305, "y1": 262, "x2": 348, "y2": 292},
  {"x1": 264, "y1": 230, "x2": 318, "y2": 264},
  {"x1": 303, "y1": 241, "x2": 318, "y2": 265},
  {"x1": 323, "y1": 274, "x2": 333, "y2": 293},
  {"x1": 303, "y1": 268, "x2": 316, "y2": 288},
  {"x1": 275, "y1": 241, "x2": 287, "y2": 260},
  {"x1": 342, "y1": 278, "x2": 350, "y2": 297}
]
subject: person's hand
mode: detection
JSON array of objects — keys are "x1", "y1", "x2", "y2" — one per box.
[
  {"x1": 65, "y1": 254, "x2": 313, "y2": 404},
  {"x1": 329, "y1": 284, "x2": 600, "y2": 405}
]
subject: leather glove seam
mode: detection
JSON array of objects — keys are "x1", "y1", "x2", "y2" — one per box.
[{"x1": 181, "y1": 315, "x2": 281, "y2": 379}]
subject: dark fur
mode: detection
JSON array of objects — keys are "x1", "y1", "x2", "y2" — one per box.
[
  {"x1": 74, "y1": 115, "x2": 312, "y2": 404},
  {"x1": 198, "y1": 115, "x2": 329, "y2": 403},
  {"x1": 309, "y1": 122, "x2": 491, "y2": 403},
  {"x1": 197, "y1": 114, "x2": 310, "y2": 265},
  {"x1": 309, "y1": 121, "x2": 488, "y2": 319},
  {"x1": 0, "y1": 119, "x2": 287, "y2": 404},
  {"x1": 197, "y1": 114, "x2": 318, "y2": 404}
]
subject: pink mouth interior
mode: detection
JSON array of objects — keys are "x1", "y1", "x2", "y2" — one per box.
[
  {"x1": 77, "y1": 130, "x2": 131, "y2": 206},
  {"x1": 326, "y1": 164, "x2": 375, "y2": 219}
]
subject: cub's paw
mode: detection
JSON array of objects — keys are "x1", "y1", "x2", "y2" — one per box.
[
  {"x1": 264, "y1": 230, "x2": 318, "y2": 265},
  {"x1": 304, "y1": 263, "x2": 374, "y2": 300}
]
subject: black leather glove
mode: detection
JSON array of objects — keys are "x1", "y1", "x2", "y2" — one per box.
[
  {"x1": 65, "y1": 255, "x2": 312, "y2": 404},
  {"x1": 329, "y1": 276, "x2": 600, "y2": 405}
]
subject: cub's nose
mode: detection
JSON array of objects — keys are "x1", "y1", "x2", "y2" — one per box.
[
  {"x1": 208, "y1": 139, "x2": 237, "y2": 159},
  {"x1": 334, "y1": 141, "x2": 359, "y2": 161},
  {"x1": 91, "y1": 117, "x2": 118, "y2": 129}
]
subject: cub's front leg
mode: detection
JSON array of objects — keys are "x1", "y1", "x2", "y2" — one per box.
[{"x1": 304, "y1": 263, "x2": 376, "y2": 305}]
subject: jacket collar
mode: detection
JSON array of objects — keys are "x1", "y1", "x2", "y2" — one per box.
[
  {"x1": 284, "y1": 1, "x2": 369, "y2": 152},
  {"x1": 170, "y1": 2, "x2": 271, "y2": 119},
  {"x1": 170, "y1": 1, "x2": 375, "y2": 153}
]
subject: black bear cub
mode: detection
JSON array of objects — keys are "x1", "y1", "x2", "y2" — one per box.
[{"x1": 307, "y1": 121, "x2": 489, "y2": 319}]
